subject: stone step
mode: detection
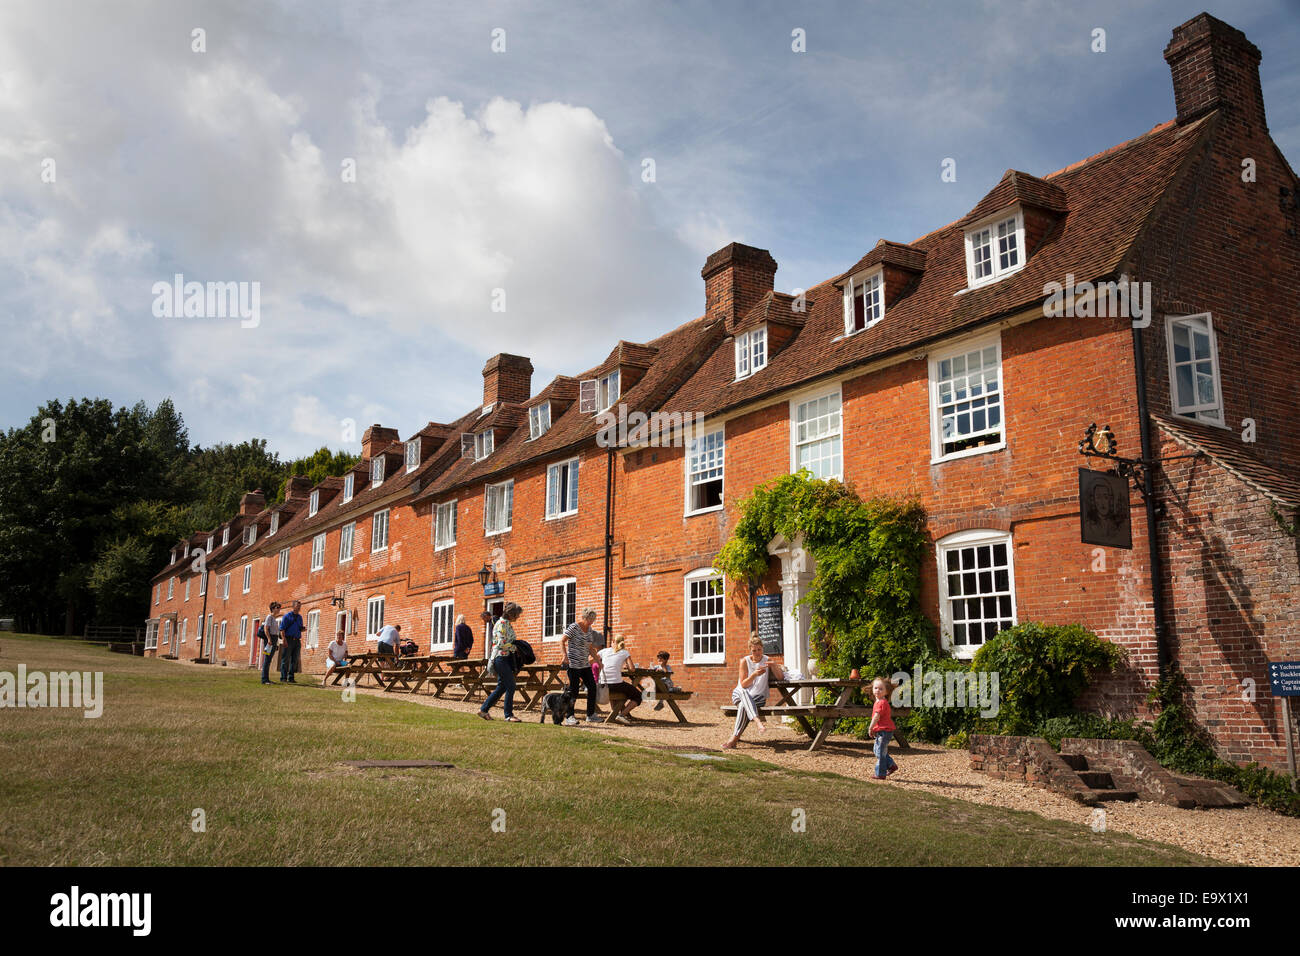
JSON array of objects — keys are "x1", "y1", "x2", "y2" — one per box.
[
  {"x1": 1091, "y1": 789, "x2": 1139, "y2": 801},
  {"x1": 1060, "y1": 753, "x2": 1089, "y2": 771},
  {"x1": 1078, "y1": 770, "x2": 1115, "y2": 788}
]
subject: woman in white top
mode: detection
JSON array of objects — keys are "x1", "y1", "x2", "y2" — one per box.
[
  {"x1": 322, "y1": 630, "x2": 349, "y2": 685},
  {"x1": 723, "y1": 634, "x2": 784, "y2": 749},
  {"x1": 597, "y1": 638, "x2": 640, "y2": 724}
]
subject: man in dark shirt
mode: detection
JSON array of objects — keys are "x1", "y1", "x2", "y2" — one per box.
[{"x1": 279, "y1": 600, "x2": 304, "y2": 683}]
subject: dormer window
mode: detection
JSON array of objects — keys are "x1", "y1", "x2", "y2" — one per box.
[
  {"x1": 221, "y1": 527, "x2": 229, "y2": 546},
  {"x1": 342, "y1": 473, "x2": 354, "y2": 503},
  {"x1": 734, "y1": 326, "x2": 767, "y2": 380},
  {"x1": 844, "y1": 270, "x2": 883, "y2": 334},
  {"x1": 475, "y1": 431, "x2": 494, "y2": 461},
  {"x1": 206, "y1": 535, "x2": 214, "y2": 554},
  {"x1": 529, "y1": 402, "x2": 551, "y2": 440},
  {"x1": 964, "y1": 211, "x2": 1024, "y2": 288},
  {"x1": 405, "y1": 439, "x2": 420, "y2": 472},
  {"x1": 371, "y1": 456, "x2": 385, "y2": 487},
  {"x1": 598, "y1": 369, "x2": 620, "y2": 411},
  {"x1": 479, "y1": 402, "x2": 496, "y2": 418},
  {"x1": 269, "y1": 512, "x2": 279, "y2": 536},
  {"x1": 308, "y1": 490, "x2": 319, "y2": 516},
  {"x1": 170, "y1": 549, "x2": 176, "y2": 564},
  {"x1": 243, "y1": 525, "x2": 256, "y2": 546}
]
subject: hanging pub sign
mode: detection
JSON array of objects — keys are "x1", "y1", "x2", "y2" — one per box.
[
  {"x1": 756, "y1": 594, "x2": 783, "y2": 656},
  {"x1": 1079, "y1": 468, "x2": 1132, "y2": 550}
]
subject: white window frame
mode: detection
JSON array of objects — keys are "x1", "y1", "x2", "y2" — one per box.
[
  {"x1": 239, "y1": 614, "x2": 248, "y2": 647},
  {"x1": 366, "y1": 595, "x2": 385, "y2": 641},
  {"x1": 371, "y1": 509, "x2": 390, "y2": 553},
  {"x1": 545, "y1": 458, "x2": 580, "y2": 519},
  {"x1": 734, "y1": 325, "x2": 768, "y2": 379},
  {"x1": 371, "y1": 456, "x2": 385, "y2": 487},
  {"x1": 219, "y1": 619, "x2": 227, "y2": 650},
  {"x1": 406, "y1": 438, "x2": 421, "y2": 472},
  {"x1": 206, "y1": 535, "x2": 214, "y2": 554},
  {"x1": 474, "y1": 431, "x2": 495, "y2": 461},
  {"x1": 242, "y1": 564, "x2": 251, "y2": 594},
  {"x1": 308, "y1": 490, "x2": 319, "y2": 516},
  {"x1": 154, "y1": 584, "x2": 159, "y2": 606},
  {"x1": 221, "y1": 527, "x2": 229, "y2": 546},
  {"x1": 222, "y1": 573, "x2": 230, "y2": 600},
  {"x1": 342, "y1": 473, "x2": 354, "y2": 503},
  {"x1": 789, "y1": 386, "x2": 844, "y2": 481},
  {"x1": 184, "y1": 578, "x2": 190, "y2": 602},
  {"x1": 964, "y1": 209, "x2": 1025, "y2": 288},
  {"x1": 269, "y1": 512, "x2": 279, "y2": 536},
  {"x1": 541, "y1": 578, "x2": 577, "y2": 642},
  {"x1": 843, "y1": 268, "x2": 884, "y2": 334},
  {"x1": 198, "y1": 572, "x2": 207, "y2": 597},
  {"x1": 180, "y1": 618, "x2": 187, "y2": 643},
  {"x1": 168, "y1": 577, "x2": 175, "y2": 600},
  {"x1": 310, "y1": 532, "x2": 326, "y2": 572},
  {"x1": 434, "y1": 500, "x2": 457, "y2": 551},
  {"x1": 244, "y1": 525, "x2": 257, "y2": 546},
  {"x1": 936, "y1": 529, "x2": 1017, "y2": 660},
  {"x1": 484, "y1": 480, "x2": 514, "y2": 536},
  {"x1": 529, "y1": 402, "x2": 551, "y2": 440},
  {"x1": 598, "y1": 369, "x2": 620, "y2": 411},
  {"x1": 277, "y1": 546, "x2": 290, "y2": 582},
  {"x1": 162, "y1": 620, "x2": 171, "y2": 645},
  {"x1": 685, "y1": 425, "x2": 725, "y2": 515},
  {"x1": 306, "y1": 609, "x2": 321, "y2": 650},
  {"x1": 339, "y1": 521, "x2": 355, "y2": 563},
  {"x1": 683, "y1": 568, "x2": 726, "y2": 664},
  {"x1": 1165, "y1": 312, "x2": 1224, "y2": 426},
  {"x1": 430, "y1": 599, "x2": 455, "y2": 650},
  {"x1": 929, "y1": 332, "x2": 1006, "y2": 463}
]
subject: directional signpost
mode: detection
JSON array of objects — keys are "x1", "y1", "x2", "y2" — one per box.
[{"x1": 1268, "y1": 660, "x2": 1300, "y2": 788}]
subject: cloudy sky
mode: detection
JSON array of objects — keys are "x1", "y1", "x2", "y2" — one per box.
[{"x1": 2, "y1": 0, "x2": 1297, "y2": 457}]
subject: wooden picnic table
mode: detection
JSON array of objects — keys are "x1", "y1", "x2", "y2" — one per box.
[
  {"x1": 377, "y1": 654, "x2": 450, "y2": 693},
  {"x1": 455, "y1": 659, "x2": 567, "y2": 712},
  {"x1": 720, "y1": 677, "x2": 910, "y2": 753},
  {"x1": 604, "y1": 668, "x2": 693, "y2": 724},
  {"x1": 326, "y1": 651, "x2": 387, "y2": 687}
]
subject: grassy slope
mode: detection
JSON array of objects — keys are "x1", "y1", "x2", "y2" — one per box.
[{"x1": 0, "y1": 634, "x2": 1215, "y2": 866}]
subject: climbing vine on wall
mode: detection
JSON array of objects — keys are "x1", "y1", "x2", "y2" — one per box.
[{"x1": 713, "y1": 470, "x2": 937, "y2": 678}]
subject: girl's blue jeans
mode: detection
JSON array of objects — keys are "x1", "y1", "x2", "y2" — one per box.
[{"x1": 874, "y1": 730, "x2": 898, "y2": 777}]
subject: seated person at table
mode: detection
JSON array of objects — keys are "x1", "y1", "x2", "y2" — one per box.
[
  {"x1": 650, "y1": 650, "x2": 679, "y2": 710},
  {"x1": 376, "y1": 622, "x2": 401, "y2": 657},
  {"x1": 597, "y1": 638, "x2": 640, "y2": 724},
  {"x1": 723, "y1": 634, "x2": 784, "y2": 749},
  {"x1": 323, "y1": 630, "x2": 350, "y2": 684}
]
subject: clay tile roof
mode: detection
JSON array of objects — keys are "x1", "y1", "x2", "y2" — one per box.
[
  {"x1": 1154, "y1": 415, "x2": 1300, "y2": 506},
  {"x1": 736, "y1": 290, "x2": 810, "y2": 332},
  {"x1": 528, "y1": 376, "x2": 581, "y2": 406},
  {"x1": 837, "y1": 240, "x2": 929, "y2": 284},
  {"x1": 959, "y1": 169, "x2": 1070, "y2": 226},
  {"x1": 477, "y1": 402, "x2": 527, "y2": 431},
  {"x1": 593, "y1": 341, "x2": 658, "y2": 376}
]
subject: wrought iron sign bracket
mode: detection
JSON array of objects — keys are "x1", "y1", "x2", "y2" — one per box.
[{"x1": 1078, "y1": 422, "x2": 1155, "y2": 506}]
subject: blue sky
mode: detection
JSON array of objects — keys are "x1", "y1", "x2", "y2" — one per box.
[{"x1": 1, "y1": 0, "x2": 1297, "y2": 457}]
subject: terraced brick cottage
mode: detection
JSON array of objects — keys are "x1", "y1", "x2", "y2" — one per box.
[{"x1": 145, "y1": 14, "x2": 1299, "y2": 771}]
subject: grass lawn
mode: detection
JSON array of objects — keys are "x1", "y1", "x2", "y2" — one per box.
[{"x1": 0, "y1": 634, "x2": 1217, "y2": 866}]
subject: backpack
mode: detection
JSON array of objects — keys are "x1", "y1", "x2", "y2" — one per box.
[
  {"x1": 512, "y1": 639, "x2": 536, "y2": 668},
  {"x1": 257, "y1": 622, "x2": 267, "y2": 643}
]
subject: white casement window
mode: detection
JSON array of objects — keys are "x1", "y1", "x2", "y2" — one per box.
[
  {"x1": 684, "y1": 569, "x2": 725, "y2": 664},
  {"x1": 339, "y1": 521, "x2": 355, "y2": 563},
  {"x1": 1166, "y1": 313, "x2": 1223, "y2": 424},
  {"x1": 405, "y1": 438, "x2": 421, "y2": 472},
  {"x1": 219, "y1": 619, "x2": 227, "y2": 650},
  {"x1": 474, "y1": 431, "x2": 495, "y2": 461},
  {"x1": 936, "y1": 529, "x2": 1017, "y2": 659},
  {"x1": 206, "y1": 614, "x2": 214, "y2": 647},
  {"x1": 371, "y1": 509, "x2": 390, "y2": 552},
  {"x1": 306, "y1": 609, "x2": 321, "y2": 649},
  {"x1": 434, "y1": 500, "x2": 457, "y2": 550},
  {"x1": 541, "y1": 578, "x2": 577, "y2": 641},
  {"x1": 366, "y1": 596, "x2": 385, "y2": 640},
  {"x1": 342, "y1": 473, "x2": 354, "y2": 503},
  {"x1": 269, "y1": 512, "x2": 279, "y2": 536},
  {"x1": 206, "y1": 535, "x2": 214, "y2": 554},
  {"x1": 930, "y1": 335, "x2": 1005, "y2": 461},
  {"x1": 239, "y1": 615, "x2": 248, "y2": 646},
  {"x1": 686, "y1": 427, "x2": 724, "y2": 514},
  {"x1": 221, "y1": 527, "x2": 229, "y2": 546},
  {"x1": 277, "y1": 547, "x2": 290, "y2": 582},
  {"x1": 484, "y1": 480, "x2": 514, "y2": 535},
  {"x1": 311, "y1": 533, "x2": 326, "y2": 571},
  {"x1": 198, "y1": 572, "x2": 207, "y2": 597},
  {"x1": 180, "y1": 619, "x2": 187, "y2": 643},
  {"x1": 168, "y1": 577, "x2": 175, "y2": 600},
  {"x1": 242, "y1": 564, "x2": 251, "y2": 593},
  {"x1": 184, "y1": 578, "x2": 191, "y2": 602},
  {"x1": 222, "y1": 573, "x2": 230, "y2": 600},
  {"x1": 162, "y1": 620, "x2": 171, "y2": 645},
  {"x1": 598, "y1": 369, "x2": 621, "y2": 411},
  {"x1": 844, "y1": 269, "x2": 884, "y2": 334},
  {"x1": 735, "y1": 326, "x2": 768, "y2": 379},
  {"x1": 308, "y1": 490, "x2": 319, "y2": 516},
  {"x1": 545, "y1": 459, "x2": 580, "y2": 518},
  {"x1": 170, "y1": 549, "x2": 176, "y2": 564},
  {"x1": 371, "y1": 456, "x2": 385, "y2": 487},
  {"x1": 791, "y1": 389, "x2": 843, "y2": 480},
  {"x1": 154, "y1": 584, "x2": 159, "y2": 606},
  {"x1": 529, "y1": 402, "x2": 551, "y2": 440},
  {"x1": 244, "y1": 525, "x2": 257, "y2": 546},
  {"x1": 430, "y1": 599, "x2": 454, "y2": 650},
  {"x1": 965, "y1": 211, "x2": 1024, "y2": 287}
]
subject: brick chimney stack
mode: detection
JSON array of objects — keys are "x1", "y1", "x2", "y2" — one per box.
[
  {"x1": 1164, "y1": 13, "x2": 1267, "y2": 132},
  {"x1": 361, "y1": 425, "x2": 400, "y2": 459},
  {"x1": 482, "y1": 353, "x2": 534, "y2": 407},
  {"x1": 239, "y1": 490, "x2": 266, "y2": 516},
  {"x1": 702, "y1": 242, "x2": 778, "y2": 334},
  {"x1": 284, "y1": 476, "x2": 312, "y2": 502}
]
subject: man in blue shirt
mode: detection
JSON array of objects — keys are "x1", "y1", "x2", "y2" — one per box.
[{"x1": 279, "y1": 600, "x2": 305, "y2": 683}]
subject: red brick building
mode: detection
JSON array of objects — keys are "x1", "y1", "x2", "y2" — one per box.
[{"x1": 146, "y1": 14, "x2": 1299, "y2": 771}]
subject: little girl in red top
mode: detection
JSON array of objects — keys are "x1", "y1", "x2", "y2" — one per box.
[{"x1": 867, "y1": 677, "x2": 899, "y2": 779}]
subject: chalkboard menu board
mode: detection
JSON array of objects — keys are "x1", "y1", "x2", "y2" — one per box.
[{"x1": 756, "y1": 594, "x2": 783, "y2": 655}]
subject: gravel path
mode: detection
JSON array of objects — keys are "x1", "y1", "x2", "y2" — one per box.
[{"x1": 340, "y1": 680, "x2": 1300, "y2": 866}]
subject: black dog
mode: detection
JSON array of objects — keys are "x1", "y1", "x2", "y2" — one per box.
[{"x1": 540, "y1": 690, "x2": 576, "y2": 725}]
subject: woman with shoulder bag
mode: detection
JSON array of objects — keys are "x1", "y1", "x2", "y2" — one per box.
[{"x1": 479, "y1": 602, "x2": 523, "y2": 722}]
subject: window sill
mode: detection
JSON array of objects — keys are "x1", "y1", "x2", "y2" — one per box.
[
  {"x1": 545, "y1": 511, "x2": 578, "y2": 521},
  {"x1": 1169, "y1": 410, "x2": 1230, "y2": 430},
  {"x1": 683, "y1": 658, "x2": 726, "y2": 666},
  {"x1": 433, "y1": 543, "x2": 455, "y2": 553},
  {"x1": 370, "y1": 548, "x2": 388, "y2": 555},
  {"x1": 931, "y1": 438, "x2": 1006, "y2": 465},
  {"x1": 685, "y1": 505, "x2": 724, "y2": 517},
  {"x1": 485, "y1": 527, "x2": 512, "y2": 538}
]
